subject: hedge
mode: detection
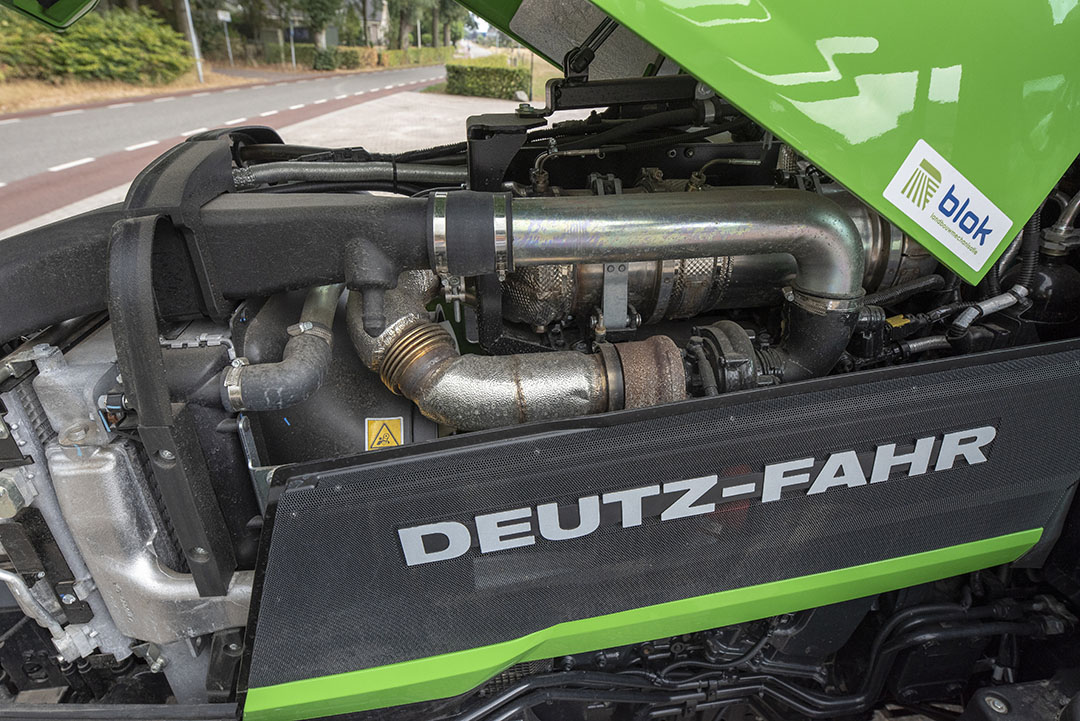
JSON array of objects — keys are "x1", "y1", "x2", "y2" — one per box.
[
  {"x1": 446, "y1": 63, "x2": 529, "y2": 100},
  {"x1": 0, "y1": 9, "x2": 193, "y2": 84},
  {"x1": 381, "y1": 45, "x2": 453, "y2": 67},
  {"x1": 313, "y1": 48, "x2": 337, "y2": 70},
  {"x1": 264, "y1": 42, "x2": 318, "y2": 68}
]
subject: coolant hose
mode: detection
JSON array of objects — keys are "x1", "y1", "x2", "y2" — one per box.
[{"x1": 221, "y1": 284, "x2": 345, "y2": 411}]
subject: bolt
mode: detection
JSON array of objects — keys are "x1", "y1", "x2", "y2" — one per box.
[
  {"x1": 68, "y1": 427, "x2": 87, "y2": 442},
  {"x1": 226, "y1": 642, "x2": 241, "y2": 653},
  {"x1": 149, "y1": 659, "x2": 165, "y2": 673},
  {"x1": 36, "y1": 571, "x2": 45, "y2": 579},
  {"x1": 189, "y1": 546, "x2": 210, "y2": 563},
  {"x1": 158, "y1": 449, "x2": 175, "y2": 461},
  {"x1": 60, "y1": 594, "x2": 76, "y2": 605},
  {"x1": 230, "y1": 357, "x2": 247, "y2": 368},
  {"x1": 985, "y1": 696, "x2": 1009, "y2": 714}
]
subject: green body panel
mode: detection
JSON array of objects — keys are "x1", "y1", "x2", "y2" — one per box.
[
  {"x1": 243, "y1": 529, "x2": 1041, "y2": 721},
  {"x1": 1, "y1": 0, "x2": 99, "y2": 31},
  {"x1": 462, "y1": 0, "x2": 1080, "y2": 284}
]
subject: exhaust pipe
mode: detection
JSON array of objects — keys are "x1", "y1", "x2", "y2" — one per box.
[{"x1": 347, "y1": 272, "x2": 686, "y2": 431}]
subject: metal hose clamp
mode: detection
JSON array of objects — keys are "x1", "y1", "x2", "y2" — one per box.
[
  {"x1": 432, "y1": 191, "x2": 449, "y2": 276},
  {"x1": 286, "y1": 321, "x2": 334, "y2": 345},
  {"x1": 222, "y1": 357, "x2": 249, "y2": 411},
  {"x1": 493, "y1": 195, "x2": 509, "y2": 277}
]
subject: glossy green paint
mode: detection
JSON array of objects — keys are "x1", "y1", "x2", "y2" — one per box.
[
  {"x1": 243, "y1": 529, "x2": 1041, "y2": 721},
  {"x1": 465, "y1": 0, "x2": 1080, "y2": 284}
]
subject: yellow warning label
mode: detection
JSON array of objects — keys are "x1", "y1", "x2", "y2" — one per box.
[{"x1": 366, "y1": 417, "x2": 403, "y2": 450}]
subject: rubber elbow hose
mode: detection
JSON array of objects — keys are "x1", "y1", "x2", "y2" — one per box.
[{"x1": 221, "y1": 284, "x2": 344, "y2": 412}]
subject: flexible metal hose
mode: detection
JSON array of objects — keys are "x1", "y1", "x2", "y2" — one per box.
[{"x1": 231, "y1": 161, "x2": 468, "y2": 190}]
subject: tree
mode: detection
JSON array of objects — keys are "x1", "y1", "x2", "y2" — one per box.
[
  {"x1": 439, "y1": 0, "x2": 465, "y2": 47},
  {"x1": 298, "y1": 0, "x2": 341, "y2": 48}
]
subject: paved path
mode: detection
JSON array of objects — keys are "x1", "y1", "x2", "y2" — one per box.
[
  {"x1": 0, "y1": 66, "x2": 445, "y2": 231},
  {"x1": 0, "y1": 65, "x2": 444, "y2": 185}
]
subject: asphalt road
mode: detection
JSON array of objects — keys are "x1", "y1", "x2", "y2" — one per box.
[
  {"x1": 0, "y1": 64, "x2": 444, "y2": 185},
  {"x1": 0, "y1": 65, "x2": 445, "y2": 231}
]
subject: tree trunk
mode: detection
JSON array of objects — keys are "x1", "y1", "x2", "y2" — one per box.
[
  {"x1": 173, "y1": 0, "x2": 193, "y2": 43},
  {"x1": 430, "y1": 4, "x2": 439, "y2": 46},
  {"x1": 125, "y1": 0, "x2": 138, "y2": 10},
  {"x1": 397, "y1": 6, "x2": 409, "y2": 49},
  {"x1": 361, "y1": 0, "x2": 369, "y2": 45},
  {"x1": 315, "y1": 28, "x2": 328, "y2": 50},
  {"x1": 443, "y1": 20, "x2": 450, "y2": 47}
]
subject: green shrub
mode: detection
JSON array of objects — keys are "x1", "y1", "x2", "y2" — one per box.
[
  {"x1": 445, "y1": 63, "x2": 529, "y2": 100},
  {"x1": 379, "y1": 48, "x2": 408, "y2": 67},
  {"x1": 312, "y1": 48, "x2": 337, "y2": 70},
  {"x1": 262, "y1": 42, "x2": 317, "y2": 68},
  {"x1": 334, "y1": 47, "x2": 359, "y2": 69},
  {"x1": 0, "y1": 8, "x2": 193, "y2": 84}
]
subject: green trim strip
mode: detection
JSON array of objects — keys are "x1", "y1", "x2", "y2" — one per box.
[{"x1": 244, "y1": 529, "x2": 1042, "y2": 721}]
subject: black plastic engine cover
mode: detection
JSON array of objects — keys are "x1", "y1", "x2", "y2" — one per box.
[{"x1": 243, "y1": 341, "x2": 1080, "y2": 720}]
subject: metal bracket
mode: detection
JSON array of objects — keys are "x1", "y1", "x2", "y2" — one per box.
[{"x1": 602, "y1": 262, "x2": 631, "y2": 332}]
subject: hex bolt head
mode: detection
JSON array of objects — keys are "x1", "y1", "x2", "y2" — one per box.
[
  {"x1": 985, "y1": 696, "x2": 1009, "y2": 714},
  {"x1": 158, "y1": 449, "x2": 175, "y2": 461},
  {"x1": 60, "y1": 594, "x2": 76, "y2": 605},
  {"x1": 149, "y1": 659, "x2": 165, "y2": 673}
]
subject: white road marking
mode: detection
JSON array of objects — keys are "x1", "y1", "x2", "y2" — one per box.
[
  {"x1": 107, "y1": 102, "x2": 134, "y2": 109},
  {"x1": 0, "y1": 182, "x2": 6, "y2": 188},
  {"x1": 383, "y1": 84, "x2": 395, "y2": 90},
  {"x1": 181, "y1": 127, "x2": 208, "y2": 137},
  {"x1": 259, "y1": 110, "x2": 278, "y2": 117},
  {"x1": 353, "y1": 90, "x2": 366, "y2": 96},
  {"x1": 335, "y1": 94, "x2": 348, "y2": 99},
  {"x1": 124, "y1": 140, "x2": 159, "y2": 151},
  {"x1": 313, "y1": 98, "x2": 327, "y2": 104},
  {"x1": 192, "y1": 92, "x2": 210, "y2": 97},
  {"x1": 288, "y1": 104, "x2": 305, "y2": 110},
  {"x1": 48, "y1": 157, "x2": 95, "y2": 172},
  {"x1": 395, "y1": 83, "x2": 406, "y2": 87},
  {"x1": 224, "y1": 88, "x2": 240, "y2": 94},
  {"x1": 153, "y1": 96, "x2": 175, "y2": 103},
  {"x1": 50, "y1": 109, "x2": 84, "y2": 117},
  {"x1": 0, "y1": 118, "x2": 20, "y2": 126},
  {"x1": 224, "y1": 117, "x2": 248, "y2": 125}
]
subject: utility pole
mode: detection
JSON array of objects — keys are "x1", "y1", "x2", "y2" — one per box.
[
  {"x1": 182, "y1": 0, "x2": 205, "y2": 83},
  {"x1": 416, "y1": 17, "x2": 421, "y2": 47},
  {"x1": 289, "y1": 15, "x2": 297, "y2": 69}
]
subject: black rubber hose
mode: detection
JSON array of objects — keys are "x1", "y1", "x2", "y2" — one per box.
[
  {"x1": 561, "y1": 107, "x2": 701, "y2": 150},
  {"x1": 222, "y1": 284, "x2": 344, "y2": 412},
  {"x1": 224, "y1": 333, "x2": 332, "y2": 411},
  {"x1": 1017, "y1": 204, "x2": 1044, "y2": 291},
  {"x1": 862, "y1": 274, "x2": 946, "y2": 307},
  {"x1": 764, "y1": 300, "x2": 861, "y2": 383},
  {"x1": 980, "y1": 257, "x2": 1002, "y2": 298}
]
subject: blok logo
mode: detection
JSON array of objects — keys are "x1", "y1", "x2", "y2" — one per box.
[
  {"x1": 901, "y1": 159, "x2": 941, "y2": 210},
  {"x1": 884, "y1": 139, "x2": 1012, "y2": 272}
]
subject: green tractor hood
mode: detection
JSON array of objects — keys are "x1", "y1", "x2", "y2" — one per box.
[{"x1": 461, "y1": 0, "x2": 1080, "y2": 285}]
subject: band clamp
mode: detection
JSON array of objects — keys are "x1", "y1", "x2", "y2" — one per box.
[{"x1": 432, "y1": 191, "x2": 449, "y2": 276}]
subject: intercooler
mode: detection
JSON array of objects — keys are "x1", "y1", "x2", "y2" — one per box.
[{"x1": 241, "y1": 340, "x2": 1080, "y2": 721}]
